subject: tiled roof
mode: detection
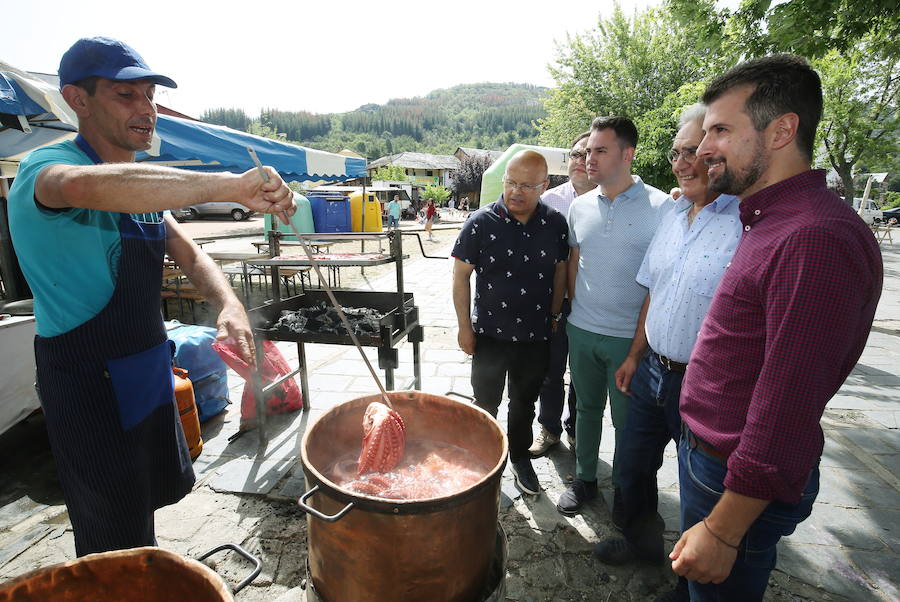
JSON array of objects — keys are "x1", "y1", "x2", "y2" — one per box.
[{"x1": 367, "y1": 152, "x2": 460, "y2": 171}]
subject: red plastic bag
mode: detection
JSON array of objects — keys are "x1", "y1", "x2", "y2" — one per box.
[{"x1": 212, "y1": 339, "x2": 303, "y2": 419}]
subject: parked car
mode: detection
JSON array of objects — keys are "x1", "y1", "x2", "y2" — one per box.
[
  {"x1": 180, "y1": 202, "x2": 255, "y2": 221},
  {"x1": 170, "y1": 207, "x2": 192, "y2": 222},
  {"x1": 881, "y1": 206, "x2": 900, "y2": 225},
  {"x1": 850, "y1": 198, "x2": 883, "y2": 225}
]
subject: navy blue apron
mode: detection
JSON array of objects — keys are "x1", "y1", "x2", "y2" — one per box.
[{"x1": 33, "y1": 136, "x2": 195, "y2": 557}]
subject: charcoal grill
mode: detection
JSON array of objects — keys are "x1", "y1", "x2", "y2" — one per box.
[{"x1": 247, "y1": 289, "x2": 423, "y2": 408}]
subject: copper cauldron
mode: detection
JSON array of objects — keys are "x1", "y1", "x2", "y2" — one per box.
[{"x1": 299, "y1": 391, "x2": 508, "y2": 602}]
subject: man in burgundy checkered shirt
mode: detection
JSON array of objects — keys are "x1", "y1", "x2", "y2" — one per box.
[{"x1": 669, "y1": 55, "x2": 883, "y2": 601}]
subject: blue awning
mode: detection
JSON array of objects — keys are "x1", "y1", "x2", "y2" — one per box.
[
  {"x1": 138, "y1": 115, "x2": 366, "y2": 183},
  {"x1": 0, "y1": 73, "x2": 47, "y2": 119}
]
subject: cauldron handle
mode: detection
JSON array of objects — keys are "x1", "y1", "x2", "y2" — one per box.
[
  {"x1": 196, "y1": 543, "x2": 262, "y2": 595},
  {"x1": 298, "y1": 485, "x2": 355, "y2": 522}
]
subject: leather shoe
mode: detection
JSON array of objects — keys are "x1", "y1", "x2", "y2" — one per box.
[
  {"x1": 556, "y1": 479, "x2": 597, "y2": 515},
  {"x1": 593, "y1": 537, "x2": 639, "y2": 565},
  {"x1": 593, "y1": 537, "x2": 663, "y2": 566}
]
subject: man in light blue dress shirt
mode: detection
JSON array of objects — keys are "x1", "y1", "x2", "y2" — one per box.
[{"x1": 592, "y1": 105, "x2": 742, "y2": 601}]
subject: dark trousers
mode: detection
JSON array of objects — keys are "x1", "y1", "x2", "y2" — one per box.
[
  {"x1": 537, "y1": 299, "x2": 576, "y2": 437},
  {"x1": 471, "y1": 334, "x2": 551, "y2": 463},
  {"x1": 679, "y1": 429, "x2": 819, "y2": 601},
  {"x1": 619, "y1": 350, "x2": 684, "y2": 553}
]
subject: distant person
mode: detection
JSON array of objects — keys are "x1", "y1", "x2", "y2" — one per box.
[
  {"x1": 529, "y1": 130, "x2": 595, "y2": 457},
  {"x1": 451, "y1": 150, "x2": 568, "y2": 496},
  {"x1": 670, "y1": 54, "x2": 882, "y2": 601},
  {"x1": 670, "y1": 187, "x2": 682, "y2": 200},
  {"x1": 7, "y1": 36, "x2": 294, "y2": 557},
  {"x1": 448, "y1": 198, "x2": 456, "y2": 215},
  {"x1": 424, "y1": 198, "x2": 437, "y2": 241},
  {"x1": 387, "y1": 195, "x2": 401, "y2": 229},
  {"x1": 592, "y1": 105, "x2": 741, "y2": 602},
  {"x1": 556, "y1": 116, "x2": 672, "y2": 523}
]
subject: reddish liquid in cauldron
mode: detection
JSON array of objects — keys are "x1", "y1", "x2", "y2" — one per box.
[{"x1": 327, "y1": 440, "x2": 490, "y2": 500}]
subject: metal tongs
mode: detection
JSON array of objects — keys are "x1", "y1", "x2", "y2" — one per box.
[{"x1": 247, "y1": 147, "x2": 395, "y2": 411}]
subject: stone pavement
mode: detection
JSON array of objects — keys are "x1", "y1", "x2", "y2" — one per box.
[{"x1": 0, "y1": 227, "x2": 897, "y2": 601}]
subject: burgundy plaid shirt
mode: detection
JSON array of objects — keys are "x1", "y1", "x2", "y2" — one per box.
[{"x1": 680, "y1": 170, "x2": 883, "y2": 503}]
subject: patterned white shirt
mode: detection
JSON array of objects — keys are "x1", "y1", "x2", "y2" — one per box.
[{"x1": 637, "y1": 193, "x2": 741, "y2": 362}]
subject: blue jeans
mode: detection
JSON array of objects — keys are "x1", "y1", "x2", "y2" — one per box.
[
  {"x1": 387, "y1": 215, "x2": 399, "y2": 228},
  {"x1": 618, "y1": 351, "x2": 684, "y2": 554},
  {"x1": 678, "y1": 431, "x2": 819, "y2": 601},
  {"x1": 537, "y1": 299, "x2": 576, "y2": 437}
]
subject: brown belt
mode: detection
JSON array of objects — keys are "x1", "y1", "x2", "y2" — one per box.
[
  {"x1": 684, "y1": 426, "x2": 729, "y2": 464},
  {"x1": 652, "y1": 351, "x2": 688, "y2": 373}
]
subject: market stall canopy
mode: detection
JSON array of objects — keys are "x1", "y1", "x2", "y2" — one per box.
[
  {"x1": 139, "y1": 115, "x2": 367, "y2": 183},
  {"x1": 0, "y1": 61, "x2": 78, "y2": 178}
]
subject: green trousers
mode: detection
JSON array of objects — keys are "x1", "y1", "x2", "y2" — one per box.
[{"x1": 567, "y1": 322, "x2": 633, "y2": 486}]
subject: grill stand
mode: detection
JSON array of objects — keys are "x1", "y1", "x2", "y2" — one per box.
[{"x1": 242, "y1": 231, "x2": 423, "y2": 445}]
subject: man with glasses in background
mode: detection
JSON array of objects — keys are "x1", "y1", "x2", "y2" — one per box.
[
  {"x1": 529, "y1": 131, "x2": 595, "y2": 457},
  {"x1": 556, "y1": 116, "x2": 672, "y2": 524},
  {"x1": 592, "y1": 104, "x2": 741, "y2": 602},
  {"x1": 452, "y1": 150, "x2": 569, "y2": 495}
]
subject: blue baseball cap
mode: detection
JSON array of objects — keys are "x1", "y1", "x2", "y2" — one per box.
[{"x1": 58, "y1": 37, "x2": 177, "y2": 89}]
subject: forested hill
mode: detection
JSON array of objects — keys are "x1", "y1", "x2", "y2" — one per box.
[{"x1": 200, "y1": 82, "x2": 548, "y2": 159}]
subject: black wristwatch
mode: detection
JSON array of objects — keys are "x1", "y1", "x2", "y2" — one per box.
[{"x1": 550, "y1": 311, "x2": 563, "y2": 322}]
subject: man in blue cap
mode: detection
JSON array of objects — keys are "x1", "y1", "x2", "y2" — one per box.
[{"x1": 8, "y1": 37, "x2": 294, "y2": 556}]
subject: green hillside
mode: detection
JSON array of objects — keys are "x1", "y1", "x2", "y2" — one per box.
[{"x1": 200, "y1": 82, "x2": 548, "y2": 160}]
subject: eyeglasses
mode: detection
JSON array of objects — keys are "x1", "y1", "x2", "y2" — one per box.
[
  {"x1": 568, "y1": 150, "x2": 587, "y2": 162},
  {"x1": 667, "y1": 146, "x2": 698, "y2": 164},
  {"x1": 503, "y1": 178, "x2": 546, "y2": 192}
]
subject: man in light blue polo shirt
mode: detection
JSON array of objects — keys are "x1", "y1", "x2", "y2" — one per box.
[
  {"x1": 592, "y1": 105, "x2": 741, "y2": 602},
  {"x1": 556, "y1": 116, "x2": 672, "y2": 520}
]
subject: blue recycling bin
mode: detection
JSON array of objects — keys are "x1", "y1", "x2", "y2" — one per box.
[{"x1": 307, "y1": 192, "x2": 351, "y2": 233}]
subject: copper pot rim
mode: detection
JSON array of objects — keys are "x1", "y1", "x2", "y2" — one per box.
[{"x1": 300, "y1": 391, "x2": 508, "y2": 511}]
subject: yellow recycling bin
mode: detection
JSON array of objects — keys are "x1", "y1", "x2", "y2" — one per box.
[{"x1": 349, "y1": 191, "x2": 383, "y2": 232}]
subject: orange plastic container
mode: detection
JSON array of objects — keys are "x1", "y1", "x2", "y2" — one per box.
[{"x1": 174, "y1": 367, "x2": 203, "y2": 460}]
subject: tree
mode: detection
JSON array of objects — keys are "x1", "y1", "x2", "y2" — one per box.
[
  {"x1": 815, "y1": 39, "x2": 899, "y2": 203},
  {"x1": 371, "y1": 165, "x2": 409, "y2": 181},
  {"x1": 422, "y1": 184, "x2": 451, "y2": 204},
  {"x1": 201, "y1": 107, "x2": 253, "y2": 131},
  {"x1": 666, "y1": 0, "x2": 899, "y2": 59},
  {"x1": 539, "y1": 5, "x2": 727, "y2": 190},
  {"x1": 452, "y1": 155, "x2": 494, "y2": 198}
]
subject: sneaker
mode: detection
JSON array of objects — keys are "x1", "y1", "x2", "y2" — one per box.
[
  {"x1": 511, "y1": 459, "x2": 541, "y2": 495},
  {"x1": 528, "y1": 426, "x2": 560, "y2": 457},
  {"x1": 556, "y1": 479, "x2": 598, "y2": 516},
  {"x1": 566, "y1": 432, "x2": 576, "y2": 452}
]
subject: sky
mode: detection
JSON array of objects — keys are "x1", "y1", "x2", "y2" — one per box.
[{"x1": 4, "y1": 0, "x2": 738, "y2": 119}]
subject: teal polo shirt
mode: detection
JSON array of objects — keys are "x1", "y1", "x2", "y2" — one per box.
[{"x1": 8, "y1": 140, "x2": 161, "y2": 337}]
